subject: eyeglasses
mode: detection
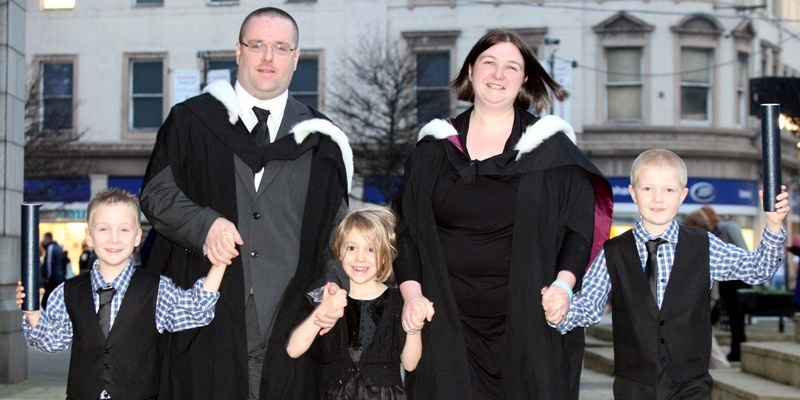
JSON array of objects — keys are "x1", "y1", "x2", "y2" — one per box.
[{"x1": 239, "y1": 40, "x2": 296, "y2": 56}]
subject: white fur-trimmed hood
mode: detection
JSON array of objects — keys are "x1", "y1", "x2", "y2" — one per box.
[
  {"x1": 291, "y1": 119, "x2": 353, "y2": 193},
  {"x1": 203, "y1": 80, "x2": 353, "y2": 193},
  {"x1": 418, "y1": 115, "x2": 576, "y2": 160}
]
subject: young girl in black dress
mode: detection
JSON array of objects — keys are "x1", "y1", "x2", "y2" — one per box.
[{"x1": 287, "y1": 207, "x2": 426, "y2": 400}]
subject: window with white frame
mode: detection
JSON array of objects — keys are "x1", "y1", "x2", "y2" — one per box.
[
  {"x1": 403, "y1": 31, "x2": 458, "y2": 123},
  {"x1": 606, "y1": 47, "x2": 643, "y2": 121},
  {"x1": 415, "y1": 52, "x2": 451, "y2": 123},
  {"x1": 680, "y1": 47, "x2": 713, "y2": 122},
  {"x1": 135, "y1": 0, "x2": 163, "y2": 6},
  {"x1": 129, "y1": 58, "x2": 164, "y2": 130},
  {"x1": 290, "y1": 55, "x2": 320, "y2": 109},
  {"x1": 593, "y1": 12, "x2": 653, "y2": 124},
  {"x1": 40, "y1": 60, "x2": 74, "y2": 131}
]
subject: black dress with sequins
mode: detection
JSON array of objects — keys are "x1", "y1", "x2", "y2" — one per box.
[{"x1": 319, "y1": 288, "x2": 407, "y2": 400}]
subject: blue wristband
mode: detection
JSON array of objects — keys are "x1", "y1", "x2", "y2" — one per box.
[{"x1": 551, "y1": 279, "x2": 573, "y2": 300}]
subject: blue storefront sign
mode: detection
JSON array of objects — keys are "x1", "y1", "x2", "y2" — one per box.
[{"x1": 608, "y1": 177, "x2": 758, "y2": 207}]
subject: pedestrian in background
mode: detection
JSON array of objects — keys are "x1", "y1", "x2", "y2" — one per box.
[{"x1": 40, "y1": 232, "x2": 65, "y2": 309}]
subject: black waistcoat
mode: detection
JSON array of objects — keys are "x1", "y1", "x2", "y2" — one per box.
[
  {"x1": 606, "y1": 226, "x2": 711, "y2": 385},
  {"x1": 64, "y1": 268, "x2": 162, "y2": 400}
]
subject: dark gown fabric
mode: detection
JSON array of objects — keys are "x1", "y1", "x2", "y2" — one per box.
[
  {"x1": 321, "y1": 288, "x2": 407, "y2": 400},
  {"x1": 392, "y1": 107, "x2": 614, "y2": 400},
  {"x1": 432, "y1": 121, "x2": 519, "y2": 399}
]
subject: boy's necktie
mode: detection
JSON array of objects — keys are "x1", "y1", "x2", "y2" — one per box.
[
  {"x1": 97, "y1": 287, "x2": 116, "y2": 338},
  {"x1": 251, "y1": 107, "x2": 271, "y2": 147},
  {"x1": 645, "y1": 238, "x2": 667, "y2": 302}
]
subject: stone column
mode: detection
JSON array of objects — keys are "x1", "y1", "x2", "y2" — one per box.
[{"x1": 0, "y1": 0, "x2": 28, "y2": 384}]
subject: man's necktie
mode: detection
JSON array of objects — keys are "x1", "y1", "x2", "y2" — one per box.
[
  {"x1": 97, "y1": 287, "x2": 116, "y2": 338},
  {"x1": 645, "y1": 238, "x2": 668, "y2": 302},
  {"x1": 251, "y1": 107, "x2": 271, "y2": 147}
]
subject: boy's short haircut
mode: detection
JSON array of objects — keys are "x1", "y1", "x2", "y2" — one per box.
[
  {"x1": 630, "y1": 149, "x2": 688, "y2": 188},
  {"x1": 87, "y1": 188, "x2": 141, "y2": 227},
  {"x1": 332, "y1": 207, "x2": 397, "y2": 283}
]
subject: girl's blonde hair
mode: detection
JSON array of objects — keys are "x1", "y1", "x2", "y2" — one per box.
[{"x1": 332, "y1": 207, "x2": 397, "y2": 283}]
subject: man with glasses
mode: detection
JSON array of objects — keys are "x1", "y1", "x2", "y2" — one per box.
[{"x1": 140, "y1": 7, "x2": 351, "y2": 400}]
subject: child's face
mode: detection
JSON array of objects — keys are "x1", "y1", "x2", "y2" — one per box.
[
  {"x1": 339, "y1": 228, "x2": 380, "y2": 287},
  {"x1": 85, "y1": 202, "x2": 142, "y2": 270},
  {"x1": 629, "y1": 164, "x2": 689, "y2": 236}
]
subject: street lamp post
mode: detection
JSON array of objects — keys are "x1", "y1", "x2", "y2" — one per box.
[{"x1": 544, "y1": 38, "x2": 560, "y2": 114}]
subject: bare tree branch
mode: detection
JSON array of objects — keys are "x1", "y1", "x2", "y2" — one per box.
[
  {"x1": 25, "y1": 65, "x2": 91, "y2": 202},
  {"x1": 328, "y1": 35, "x2": 422, "y2": 204}
]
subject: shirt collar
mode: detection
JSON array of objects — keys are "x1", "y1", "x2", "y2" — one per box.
[
  {"x1": 90, "y1": 260, "x2": 135, "y2": 295},
  {"x1": 234, "y1": 81, "x2": 288, "y2": 131},
  {"x1": 632, "y1": 216, "x2": 680, "y2": 245}
]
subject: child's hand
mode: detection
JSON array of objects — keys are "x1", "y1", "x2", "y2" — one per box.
[
  {"x1": 315, "y1": 282, "x2": 347, "y2": 333},
  {"x1": 15, "y1": 281, "x2": 44, "y2": 319},
  {"x1": 541, "y1": 285, "x2": 570, "y2": 325},
  {"x1": 762, "y1": 186, "x2": 790, "y2": 233},
  {"x1": 407, "y1": 300, "x2": 434, "y2": 334},
  {"x1": 402, "y1": 296, "x2": 434, "y2": 334}
]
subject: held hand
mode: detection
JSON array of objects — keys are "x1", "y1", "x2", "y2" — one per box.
[
  {"x1": 205, "y1": 218, "x2": 243, "y2": 267},
  {"x1": 315, "y1": 282, "x2": 347, "y2": 335},
  {"x1": 541, "y1": 285, "x2": 570, "y2": 324},
  {"x1": 15, "y1": 281, "x2": 44, "y2": 317},
  {"x1": 402, "y1": 296, "x2": 435, "y2": 334},
  {"x1": 761, "y1": 186, "x2": 790, "y2": 231},
  {"x1": 407, "y1": 301, "x2": 434, "y2": 334}
]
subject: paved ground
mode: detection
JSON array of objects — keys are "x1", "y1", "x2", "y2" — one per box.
[
  {"x1": 2, "y1": 316, "x2": 793, "y2": 399},
  {"x1": 0, "y1": 345, "x2": 615, "y2": 399}
]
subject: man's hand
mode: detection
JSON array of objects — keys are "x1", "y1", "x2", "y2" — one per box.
[
  {"x1": 205, "y1": 218, "x2": 243, "y2": 267},
  {"x1": 315, "y1": 282, "x2": 347, "y2": 335}
]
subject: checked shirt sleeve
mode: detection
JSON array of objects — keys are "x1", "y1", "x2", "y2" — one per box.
[
  {"x1": 156, "y1": 276, "x2": 220, "y2": 333},
  {"x1": 709, "y1": 226, "x2": 786, "y2": 286},
  {"x1": 551, "y1": 249, "x2": 611, "y2": 335},
  {"x1": 23, "y1": 283, "x2": 73, "y2": 353}
]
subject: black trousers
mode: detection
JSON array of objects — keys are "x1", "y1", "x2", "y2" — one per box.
[
  {"x1": 719, "y1": 280, "x2": 750, "y2": 359},
  {"x1": 613, "y1": 367, "x2": 712, "y2": 400}
]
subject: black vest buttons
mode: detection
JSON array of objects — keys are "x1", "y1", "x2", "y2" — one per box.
[
  {"x1": 659, "y1": 320, "x2": 665, "y2": 326},
  {"x1": 103, "y1": 378, "x2": 110, "y2": 384},
  {"x1": 253, "y1": 212, "x2": 261, "y2": 220},
  {"x1": 660, "y1": 338, "x2": 665, "y2": 344},
  {"x1": 250, "y1": 251, "x2": 259, "y2": 258},
  {"x1": 104, "y1": 363, "x2": 110, "y2": 369}
]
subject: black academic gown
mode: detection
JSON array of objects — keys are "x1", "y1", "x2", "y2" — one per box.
[
  {"x1": 393, "y1": 108, "x2": 613, "y2": 400},
  {"x1": 141, "y1": 89, "x2": 350, "y2": 400}
]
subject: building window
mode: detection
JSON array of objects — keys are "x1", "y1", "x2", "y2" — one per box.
[
  {"x1": 135, "y1": 0, "x2": 163, "y2": 5},
  {"x1": 593, "y1": 12, "x2": 654, "y2": 124},
  {"x1": 680, "y1": 47, "x2": 713, "y2": 122},
  {"x1": 290, "y1": 56, "x2": 319, "y2": 109},
  {"x1": 415, "y1": 52, "x2": 451, "y2": 122},
  {"x1": 41, "y1": 61, "x2": 74, "y2": 131},
  {"x1": 286, "y1": 0, "x2": 316, "y2": 3},
  {"x1": 606, "y1": 47, "x2": 643, "y2": 122},
  {"x1": 129, "y1": 59, "x2": 164, "y2": 130},
  {"x1": 736, "y1": 53, "x2": 749, "y2": 127}
]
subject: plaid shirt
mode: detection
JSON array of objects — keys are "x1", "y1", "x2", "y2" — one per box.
[
  {"x1": 555, "y1": 217, "x2": 785, "y2": 334},
  {"x1": 23, "y1": 260, "x2": 220, "y2": 352}
]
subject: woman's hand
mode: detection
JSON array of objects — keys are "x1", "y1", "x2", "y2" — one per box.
[
  {"x1": 402, "y1": 296, "x2": 435, "y2": 334},
  {"x1": 541, "y1": 285, "x2": 570, "y2": 324}
]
